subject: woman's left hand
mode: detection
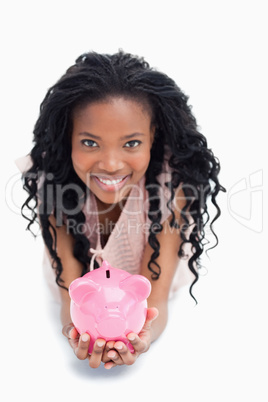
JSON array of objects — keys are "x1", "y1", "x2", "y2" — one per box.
[{"x1": 103, "y1": 307, "x2": 159, "y2": 369}]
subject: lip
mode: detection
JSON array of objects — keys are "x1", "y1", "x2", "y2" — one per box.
[{"x1": 91, "y1": 174, "x2": 131, "y2": 192}]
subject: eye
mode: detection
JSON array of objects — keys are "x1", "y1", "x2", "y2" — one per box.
[
  {"x1": 124, "y1": 140, "x2": 141, "y2": 148},
  {"x1": 81, "y1": 139, "x2": 98, "y2": 148}
]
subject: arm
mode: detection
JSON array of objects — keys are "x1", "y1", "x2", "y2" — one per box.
[
  {"x1": 47, "y1": 215, "x2": 83, "y2": 326},
  {"x1": 144, "y1": 184, "x2": 190, "y2": 341},
  {"x1": 47, "y1": 216, "x2": 108, "y2": 367},
  {"x1": 140, "y1": 216, "x2": 181, "y2": 342}
]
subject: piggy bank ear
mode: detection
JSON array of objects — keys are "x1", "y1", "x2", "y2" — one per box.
[
  {"x1": 119, "y1": 275, "x2": 151, "y2": 301},
  {"x1": 69, "y1": 278, "x2": 100, "y2": 306}
]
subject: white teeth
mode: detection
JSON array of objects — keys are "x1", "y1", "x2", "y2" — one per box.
[{"x1": 98, "y1": 177, "x2": 124, "y2": 185}]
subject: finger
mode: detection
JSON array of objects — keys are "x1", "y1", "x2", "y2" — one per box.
[
  {"x1": 113, "y1": 342, "x2": 137, "y2": 366},
  {"x1": 62, "y1": 323, "x2": 78, "y2": 339},
  {"x1": 127, "y1": 333, "x2": 147, "y2": 354},
  {"x1": 75, "y1": 333, "x2": 90, "y2": 360},
  {"x1": 142, "y1": 307, "x2": 159, "y2": 331},
  {"x1": 106, "y1": 340, "x2": 115, "y2": 351},
  {"x1": 147, "y1": 307, "x2": 159, "y2": 320},
  {"x1": 107, "y1": 349, "x2": 124, "y2": 365},
  {"x1": 68, "y1": 336, "x2": 79, "y2": 351},
  {"x1": 102, "y1": 342, "x2": 115, "y2": 364},
  {"x1": 88, "y1": 339, "x2": 106, "y2": 369},
  {"x1": 104, "y1": 361, "x2": 117, "y2": 370}
]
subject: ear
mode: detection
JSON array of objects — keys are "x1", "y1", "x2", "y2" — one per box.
[
  {"x1": 119, "y1": 275, "x2": 151, "y2": 301},
  {"x1": 69, "y1": 278, "x2": 100, "y2": 306}
]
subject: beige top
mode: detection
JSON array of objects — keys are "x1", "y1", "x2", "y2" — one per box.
[{"x1": 16, "y1": 155, "x2": 194, "y2": 302}]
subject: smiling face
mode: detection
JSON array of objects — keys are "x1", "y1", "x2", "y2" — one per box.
[{"x1": 71, "y1": 97, "x2": 154, "y2": 205}]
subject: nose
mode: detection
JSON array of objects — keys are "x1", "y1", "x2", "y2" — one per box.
[
  {"x1": 98, "y1": 149, "x2": 125, "y2": 172},
  {"x1": 97, "y1": 316, "x2": 126, "y2": 338}
]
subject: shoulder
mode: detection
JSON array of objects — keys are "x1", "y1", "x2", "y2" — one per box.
[{"x1": 15, "y1": 154, "x2": 33, "y2": 173}]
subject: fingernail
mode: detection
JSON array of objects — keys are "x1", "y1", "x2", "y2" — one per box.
[
  {"x1": 97, "y1": 341, "x2": 105, "y2": 347},
  {"x1": 81, "y1": 333, "x2": 89, "y2": 342},
  {"x1": 116, "y1": 344, "x2": 123, "y2": 350},
  {"x1": 69, "y1": 328, "x2": 75, "y2": 338},
  {"x1": 128, "y1": 335, "x2": 135, "y2": 341}
]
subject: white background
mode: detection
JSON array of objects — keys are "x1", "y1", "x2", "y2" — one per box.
[{"x1": 1, "y1": 1, "x2": 267, "y2": 401}]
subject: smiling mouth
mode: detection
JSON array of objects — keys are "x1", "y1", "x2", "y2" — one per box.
[
  {"x1": 97, "y1": 177, "x2": 126, "y2": 185},
  {"x1": 92, "y1": 174, "x2": 131, "y2": 191}
]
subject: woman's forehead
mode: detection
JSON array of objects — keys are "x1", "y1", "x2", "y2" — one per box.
[{"x1": 72, "y1": 95, "x2": 154, "y2": 120}]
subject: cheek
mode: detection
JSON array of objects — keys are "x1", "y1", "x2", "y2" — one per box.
[
  {"x1": 132, "y1": 150, "x2": 151, "y2": 172},
  {"x1": 72, "y1": 150, "x2": 91, "y2": 172}
]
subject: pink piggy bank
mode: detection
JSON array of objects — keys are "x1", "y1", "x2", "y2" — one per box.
[{"x1": 69, "y1": 260, "x2": 151, "y2": 354}]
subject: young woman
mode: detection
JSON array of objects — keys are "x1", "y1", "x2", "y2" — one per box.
[{"x1": 20, "y1": 50, "x2": 224, "y2": 369}]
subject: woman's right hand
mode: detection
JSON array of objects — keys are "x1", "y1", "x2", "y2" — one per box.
[{"x1": 62, "y1": 323, "x2": 107, "y2": 368}]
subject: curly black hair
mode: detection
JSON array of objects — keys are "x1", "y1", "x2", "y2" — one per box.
[{"x1": 21, "y1": 50, "x2": 225, "y2": 301}]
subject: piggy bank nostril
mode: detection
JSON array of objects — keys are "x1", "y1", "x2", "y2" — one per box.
[{"x1": 104, "y1": 305, "x2": 119, "y2": 310}]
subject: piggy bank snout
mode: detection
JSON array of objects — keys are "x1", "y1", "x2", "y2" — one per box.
[{"x1": 97, "y1": 316, "x2": 126, "y2": 338}]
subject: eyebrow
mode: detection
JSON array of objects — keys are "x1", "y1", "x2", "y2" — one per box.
[
  {"x1": 120, "y1": 132, "x2": 145, "y2": 140},
  {"x1": 78, "y1": 132, "x2": 145, "y2": 140},
  {"x1": 78, "y1": 132, "x2": 102, "y2": 140}
]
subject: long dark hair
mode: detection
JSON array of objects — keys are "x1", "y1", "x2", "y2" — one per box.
[{"x1": 22, "y1": 50, "x2": 225, "y2": 301}]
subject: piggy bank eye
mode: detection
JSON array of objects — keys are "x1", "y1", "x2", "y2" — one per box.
[{"x1": 105, "y1": 306, "x2": 108, "y2": 309}]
